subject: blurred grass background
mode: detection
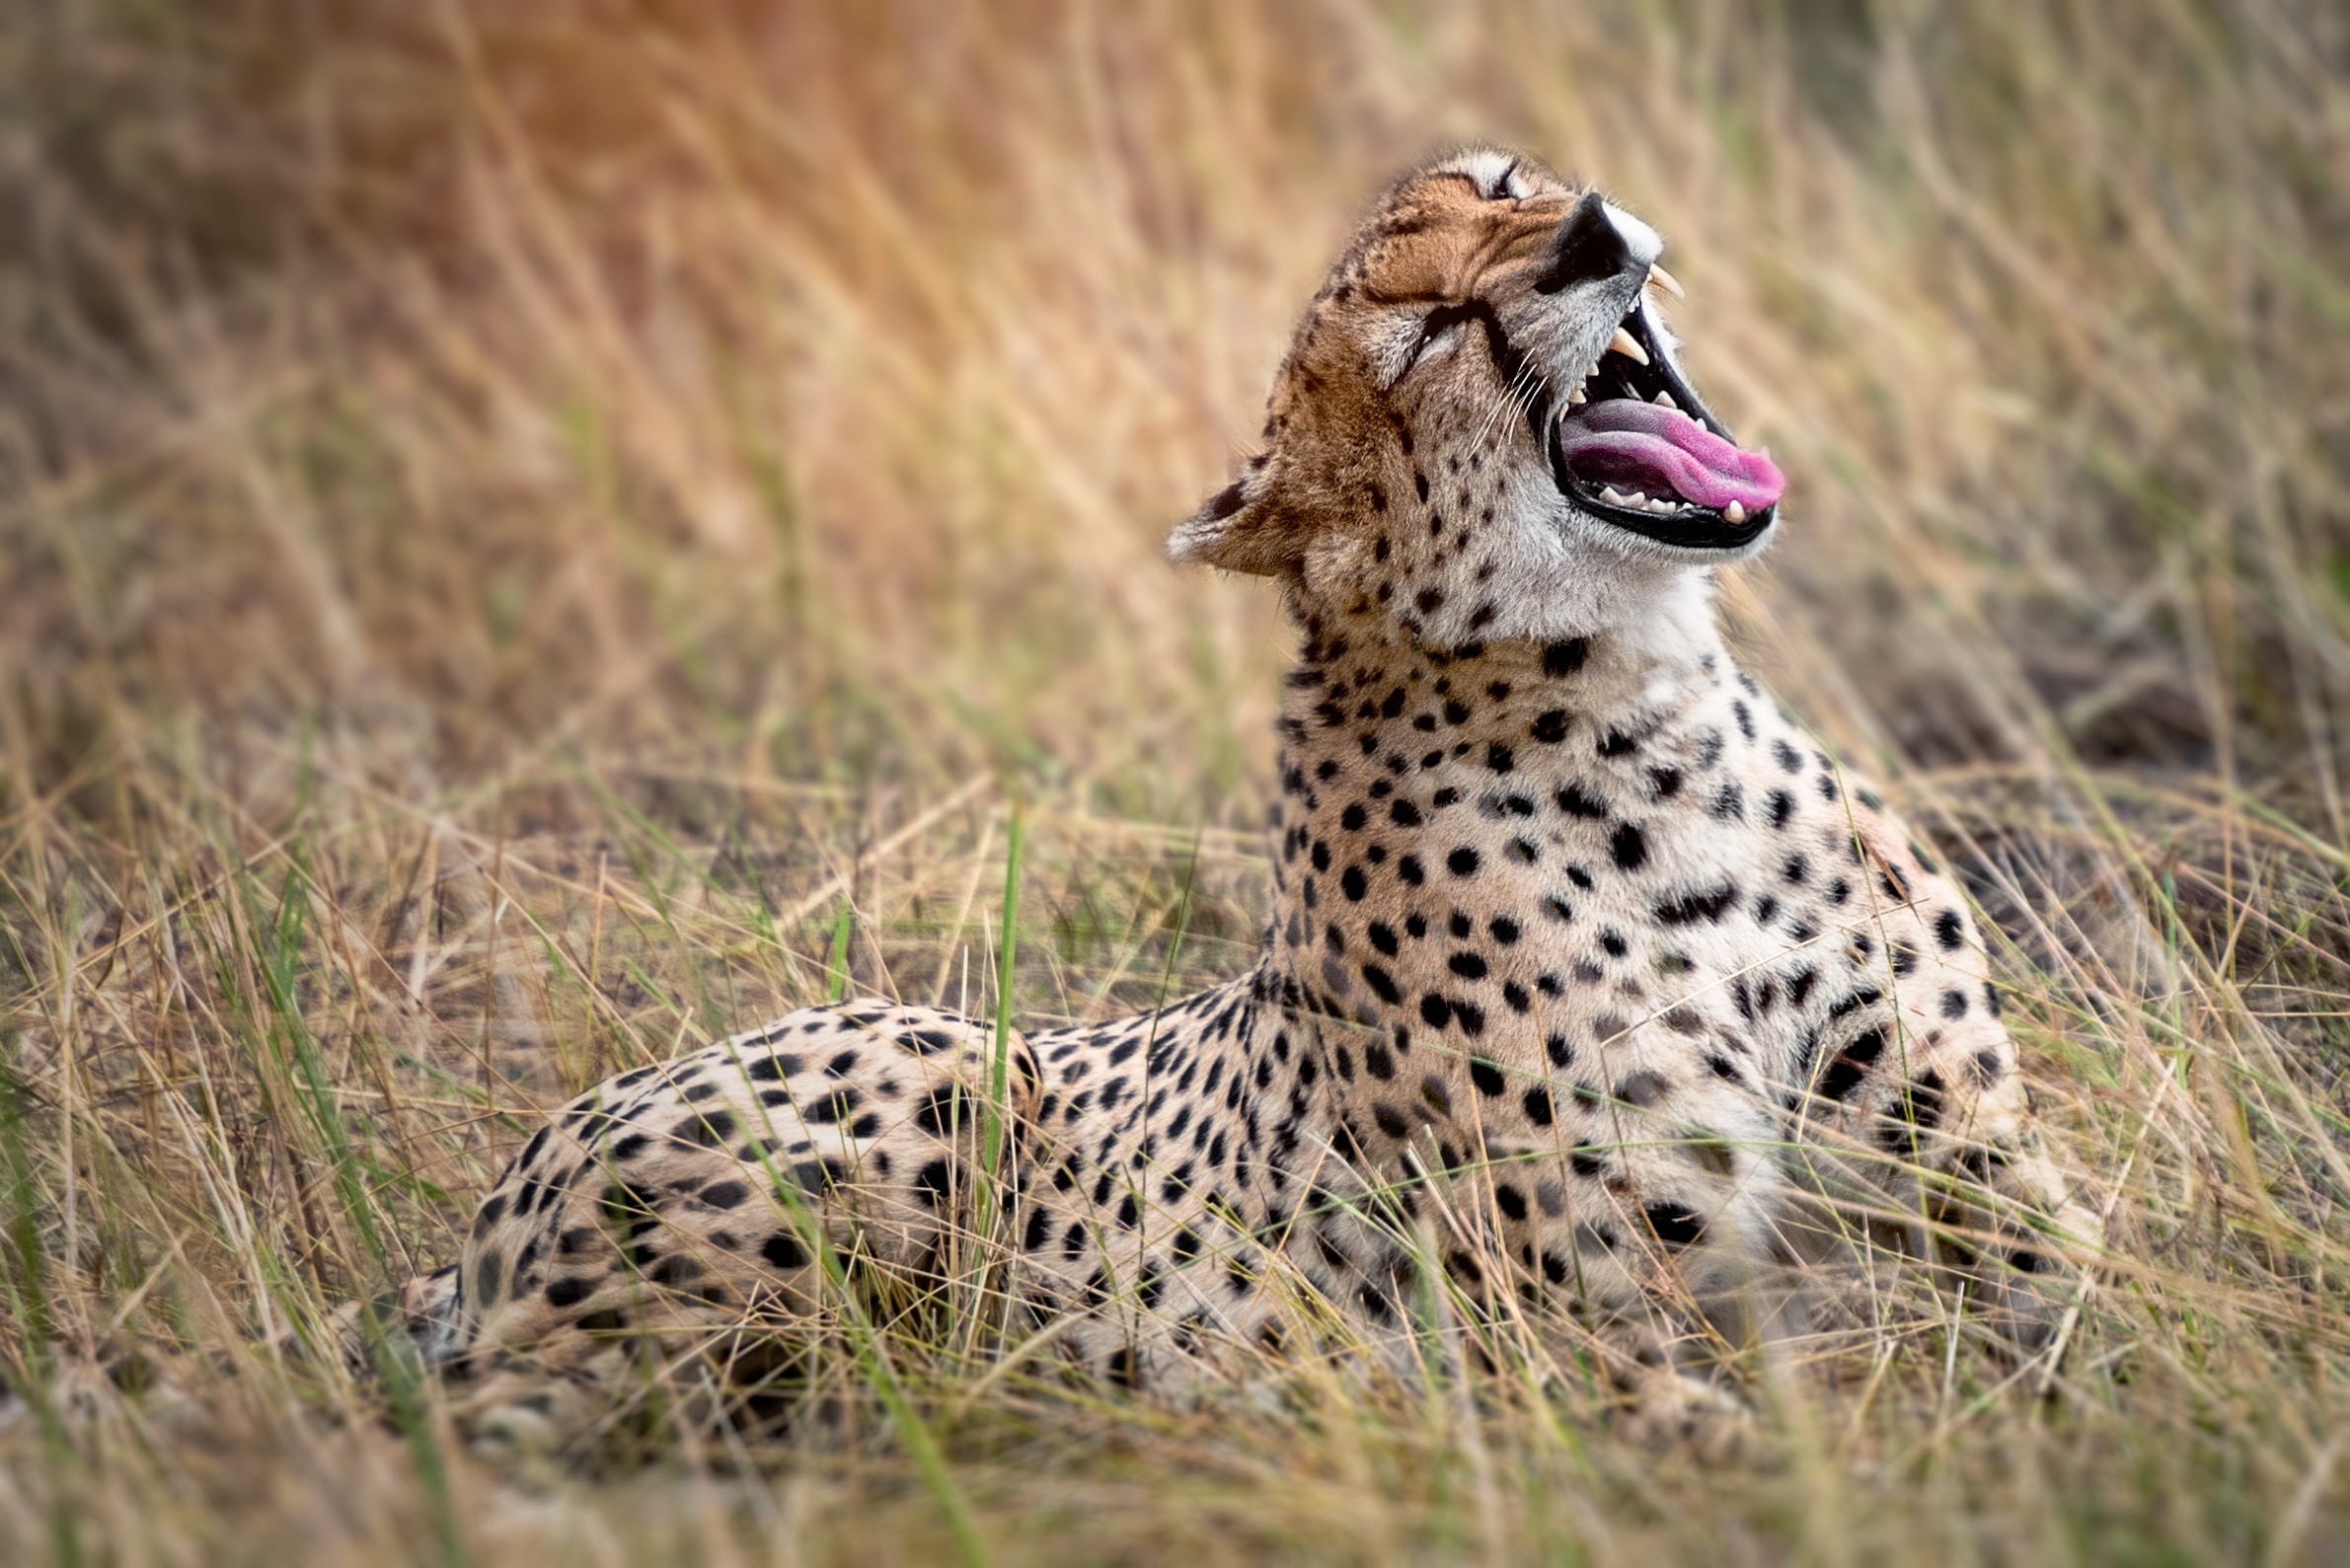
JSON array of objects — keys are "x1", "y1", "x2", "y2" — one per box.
[{"x1": 2, "y1": 0, "x2": 2348, "y2": 1561}]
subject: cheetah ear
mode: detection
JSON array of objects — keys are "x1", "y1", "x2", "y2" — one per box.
[{"x1": 1167, "y1": 458, "x2": 1304, "y2": 577}]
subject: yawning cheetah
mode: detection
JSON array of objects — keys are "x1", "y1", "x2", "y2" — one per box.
[{"x1": 357, "y1": 147, "x2": 2095, "y2": 1446}]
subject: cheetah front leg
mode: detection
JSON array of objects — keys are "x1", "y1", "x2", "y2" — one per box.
[{"x1": 1820, "y1": 830, "x2": 2103, "y2": 1360}]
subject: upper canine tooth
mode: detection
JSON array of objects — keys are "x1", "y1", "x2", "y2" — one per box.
[
  {"x1": 1610, "y1": 327, "x2": 1648, "y2": 365},
  {"x1": 1647, "y1": 261, "x2": 1686, "y2": 299},
  {"x1": 1652, "y1": 391, "x2": 1677, "y2": 409}
]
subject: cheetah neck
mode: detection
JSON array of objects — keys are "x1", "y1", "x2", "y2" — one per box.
[{"x1": 1256, "y1": 591, "x2": 1739, "y2": 1102}]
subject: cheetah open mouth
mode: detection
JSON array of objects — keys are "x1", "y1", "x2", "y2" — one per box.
[{"x1": 1548, "y1": 298, "x2": 1783, "y2": 550}]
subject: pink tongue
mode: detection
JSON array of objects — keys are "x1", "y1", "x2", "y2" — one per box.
[{"x1": 1555, "y1": 400, "x2": 1784, "y2": 512}]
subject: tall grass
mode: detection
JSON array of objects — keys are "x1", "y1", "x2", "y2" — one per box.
[{"x1": 2, "y1": 0, "x2": 2347, "y2": 1560}]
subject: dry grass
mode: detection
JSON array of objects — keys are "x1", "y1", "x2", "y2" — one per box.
[{"x1": 3, "y1": 0, "x2": 2348, "y2": 1561}]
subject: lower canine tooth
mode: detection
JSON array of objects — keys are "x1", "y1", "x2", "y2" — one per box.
[
  {"x1": 1653, "y1": 391, "x2": 1677, "y2": 409},
  {"x1": 1723, "y1": 500, "x2": 1747, "y2": 523},
  {"x1": 1610, "y1": 327, "x2": 1649, "y2": 365},
  {"x1": 1567, "y1": 385, "x2": 1586, "y2": 405}
]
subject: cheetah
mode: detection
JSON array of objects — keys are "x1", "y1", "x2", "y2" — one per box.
[{"x1": 362, "y1": 147, "x2": 2096, "y2": 1445}]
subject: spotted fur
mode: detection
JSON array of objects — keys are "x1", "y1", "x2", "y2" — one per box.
[{"x1": 370, "y1": 147, "x2": 2095, "y2": 1446}]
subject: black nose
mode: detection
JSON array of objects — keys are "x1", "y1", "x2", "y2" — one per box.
[{"x1": 1533, "y1": 190, "x2": 1634, "y2": 294}]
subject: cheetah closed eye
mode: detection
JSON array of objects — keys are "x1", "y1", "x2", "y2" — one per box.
[{"x1": 350, "y1": 145, "x2": 2098, "y2": 1451}]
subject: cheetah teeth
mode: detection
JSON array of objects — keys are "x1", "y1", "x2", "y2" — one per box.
[
  {"x1": 1598, "y1": 485, "x2": 1686, "y2": 515},
  {"x1": 1591, "y1": 485, "x2": 1751, "y2": 521},
  {"x1": 1609, "y1": 326, "x2": 1648, "y2": 365},
  {"x1": 1646, "y1": 261, "x2": 1686, "y2": 299}
]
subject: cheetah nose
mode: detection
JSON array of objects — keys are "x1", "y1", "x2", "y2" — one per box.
[{"x1": 1534, "y1": 190, "x2": 1640, "y2": 295}]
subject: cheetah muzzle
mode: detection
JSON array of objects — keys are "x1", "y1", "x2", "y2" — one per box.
[{"x1": 345, "y1": 145, "x2": 2096, "y2": 1455}]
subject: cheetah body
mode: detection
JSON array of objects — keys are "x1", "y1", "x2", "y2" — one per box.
[{"x1": 392, "y1": 147, "x2": 2090, "y2": 1430}]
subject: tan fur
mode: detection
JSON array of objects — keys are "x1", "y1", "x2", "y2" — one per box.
[{"x1": 364, "y1": 147, "x2": 2096, "y2": 1451}]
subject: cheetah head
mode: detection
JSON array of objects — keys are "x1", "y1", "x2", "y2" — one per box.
[{"x1": 1171, "y1": 147, "x2": 1783, "y2": 646}]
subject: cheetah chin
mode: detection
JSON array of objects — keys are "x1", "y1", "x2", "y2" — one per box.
[{"x1": 356, "y1": 144, "x2": 2096, "y2": 1456}]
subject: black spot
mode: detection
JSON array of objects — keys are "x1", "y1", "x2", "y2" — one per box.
[
  {"x1": 674, "y1": 1109, "x2": 736, "y2": 1148},
  {"x1": 1448, "y1": 847, "x2": 1479, "y2": 876},
  {"x1": 1610, "y1": 823, "x2": 1646, "y2": 870},
  {"x1": 913, "y1": 1157, "x2": 955, "y2": 1207},
  {"x1": 1556, "y1": 783, "x2": 1608, "y2": 818},
  {"x1": 1767, "y1": 790, "x2": 1795, "y2": 829},
  {"x1": 1486, "y1": 742, "x2": 1515, "y2": 773},
  {"x1": 1206, "y1": 480, "x2": 1247, "y2": 519},
  {"x1": 807, "y1": 1087, "x2": 863, "y2": 1125},
  {"x1": 1545, "y1": 1033, "x2": 1573, "y2": 1068},
  {"x1": 1390, "y1": 799, "x2": 1421, "y2": 827},
  {"x1": 1361, "y1": 964, "x2": 1402, "y2": 1004},
  {"x1": 544, "y1": 1276, "x2": 591, "y2": 1308},
  {"x1": 1643, "y1": 1204, "x2": 1706, "y2": 1247},
  {"x1": 1523, "y1": 1085, "x2": 1554, "y2": 1126},
  {"x1": 1543, "y1": 638, "x2": 1589, "y2": 675},
  {"x1": 1531, "y1": 710, "x2": 1570, "y2": 744},
  {"x1": 1469, "y1": 1057, "x2": 1506, "y2": 1096},
  {"x1": 1420, "y1": 995, "x2": 1453, "y2": 1028},
  {"x1": 700, "y1": 1180, "x2": 749, "y2": 1210},
  {"x1": 1654, "y1": 884, "x2": 1740, "y2": 926},
  {"x1": 1368, "y1": 922, "x2": 1400, "y2": 955},
  {"x1": 1495, "y1": 1184, "x2": 1528, "y2": 1221},
  {"x1": 1449, "y1": 951, "x2": 1488, "y2": 980},
  {"x1": 1934, "y1": 909, "x2": 1966, "y2": 951},
  {"x1": 1899, "y1": 1071, "x2": 1946, "y2": 1132},
  {"x1": 1939, "y1": 989, "x2": 1970, "y2": 1020},
  {"x1": 1817, "y1": 1029, "x2": 1886, "y2": 1102}
]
